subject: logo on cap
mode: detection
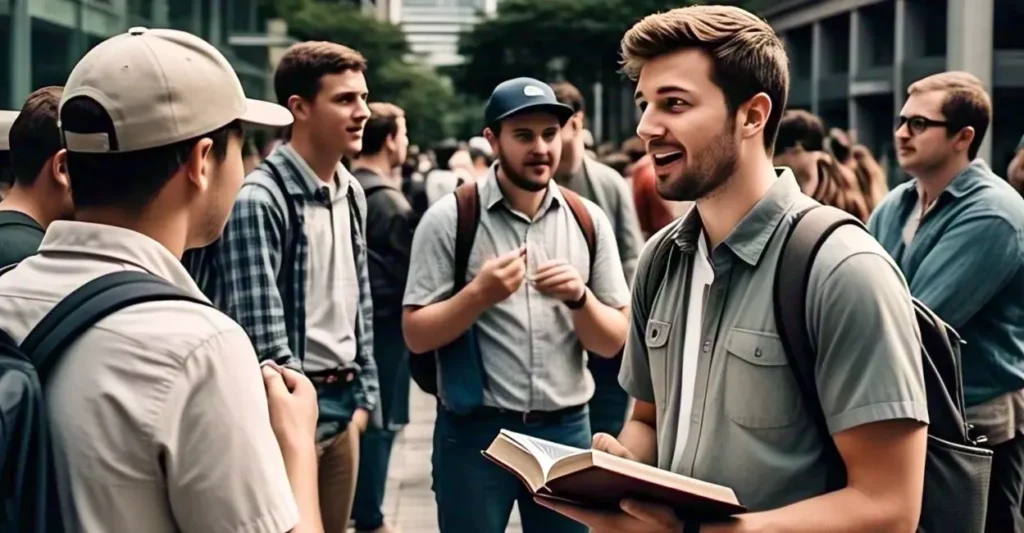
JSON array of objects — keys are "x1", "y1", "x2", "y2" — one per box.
[{"x1": 523, "y1": 85, "x2": 544, "y2": 97}]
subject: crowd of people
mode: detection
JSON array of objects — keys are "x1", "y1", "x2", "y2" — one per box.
[{"x1": 2, "y1": 4, "x2": 1024, "y2": 533}]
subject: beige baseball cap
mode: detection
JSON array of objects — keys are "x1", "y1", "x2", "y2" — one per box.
[
  {"x1": 0, "y1": 110, "x2": 20, "y2": 151},
  {"x1": 59, "y1": 27, "x2": 292, "y2": 153}
]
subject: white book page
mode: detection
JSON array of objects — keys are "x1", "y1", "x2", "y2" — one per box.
[{"x1": 500, "y1": 430, "x2": 588, "y2": 482}]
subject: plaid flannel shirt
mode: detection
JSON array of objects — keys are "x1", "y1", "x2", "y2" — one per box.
[{"x1": 185, "y1": 145, "x2": 378, "y2": 416}]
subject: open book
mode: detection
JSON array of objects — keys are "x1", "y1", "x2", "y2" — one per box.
[{"x1": 482, "y1": 430, "x2": 745, "y2": 519}]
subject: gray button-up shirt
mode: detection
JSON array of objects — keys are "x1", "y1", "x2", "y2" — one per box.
[
  {"x1": 620, "y1": 170, "x2": 928, "y2": 511},
  {"x1": 404, "y1": 169, "x2": 631, "y2": 411}
]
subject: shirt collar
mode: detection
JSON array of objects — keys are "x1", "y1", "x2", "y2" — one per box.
[
  {"x1": 671, "y1": 168, "x2": 801, "y2": 266},
  {"x1": 479, "y1": 166, "x2": 564, "y2": 214},
  {"x1": 905, "y1": 158, "x2": 990, "y2": 205},
  {"x1": 38, "y1": 221, "x2": 208, "y2": 300},
  {"x1": 278, "y1": 143, "x2": 350, "y2": 199}
]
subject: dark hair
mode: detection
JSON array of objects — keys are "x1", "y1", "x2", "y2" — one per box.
[
  {"x1": 275, "y1": 41, "x2": 367, "y2": 108},
  {"x1": 621, "y1": 5, "x2": 790, "y2": 153},
  {"x1": 550, "y1": 81, "x2": 586, "y2": 114},
  {"x1": 908, "y1": 71, "x2": 992, "y2": 160},
  {"x1": 9, "y1": 86, "x2": 63, "y2": 187},
  {"x1": 470, "y1": 147, "x2": 493, "y2": 166},
  {"x1": 61, "y1": 96, "x2": 242, "y2": 212},
  {"x1": 360, "y1": 102, "x2": 404, "y2": 157},
  {"x1": 776, "y1": 110, "x2": 825, "y2": 152},
  {"x1": 433, "y1": 139, "x2": 459, "y2": 171}
]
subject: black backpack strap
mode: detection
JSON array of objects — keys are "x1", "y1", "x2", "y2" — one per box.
[
  {"x1": 773, "y1": 205, "x2": 865, "y2": 491},
  {"x1": 22, "y1": 271, "x2": 211, "y2": 380},
  {"x1": 262, "y1": 160, "x2": 300, "y2": 288}
]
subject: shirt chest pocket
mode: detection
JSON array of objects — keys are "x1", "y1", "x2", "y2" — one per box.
[
  {"x1": 723, "y1": 328, "x2": 802, "y2": 429},
  {"x1": 645, "y1": 319, "x2": 672, "y2": 408}
]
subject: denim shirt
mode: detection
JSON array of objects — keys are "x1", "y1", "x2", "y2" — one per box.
[{"x1": 868, "y1": 160, "x2": 1024, "y2": 406}]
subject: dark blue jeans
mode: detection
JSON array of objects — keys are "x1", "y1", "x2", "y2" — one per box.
[
  {"x1": 432, "y1": 405, "x2": 591, "y2": 533},
  {"x1": 588, "y1": 355, "x2": 630, "y2": 437},
  {"x1": 352, "y1": 425, "x2": 397, "y2": 530}
]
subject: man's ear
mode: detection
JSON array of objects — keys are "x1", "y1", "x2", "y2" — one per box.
[
  {"x1": 738, "y1": 92, "x2": 772, "y2": 141},
  {"x1": 185, "y1": 138, "x2": 215, "y2": 193},
  {"x1": 953, "y1": 126, "x2": 976, "y2": 157},
  {"x1": 50, "y1": 149, "x2": 70, "y2": 191}
]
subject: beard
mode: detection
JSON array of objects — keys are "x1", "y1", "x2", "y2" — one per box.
[
  {"x1": 656, "y1": 120, "x2": 739, "y2": 202},
  {"x1": 497, "y1": 152, "x2": 549, "y2": 192}
]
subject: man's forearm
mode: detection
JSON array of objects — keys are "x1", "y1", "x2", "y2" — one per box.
[
  {"x1": 282, "y1": 444, "x2": 324, "y2": 533},
  {"x1": 617, "y1": 419, "x2": 658, "y2": 466},
  {"x1": 403, "y1": 281, "x2": 491, "y2": 354},
  {"x1": 572, "y1": 289, "x2": 629, "y2": 357},
  {"x1": 708, "y1": 486, "x2": 914, "y2": 533}
]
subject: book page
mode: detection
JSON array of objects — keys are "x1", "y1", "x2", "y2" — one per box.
[{"x1": 499, "y1": 430, "x2": 588, "y2": 482}]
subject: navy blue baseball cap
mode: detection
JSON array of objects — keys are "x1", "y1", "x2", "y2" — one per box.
[{"x1": 484, "y1": 77, "x2": 575, "y2": 128}]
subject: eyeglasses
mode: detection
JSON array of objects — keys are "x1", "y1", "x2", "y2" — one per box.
[{"x1": 896, "y1": 115, "x2": 949, "y2": 136}]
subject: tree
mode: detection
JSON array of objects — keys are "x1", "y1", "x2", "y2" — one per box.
[
  {"x1": 265, "y1": 0, "x2": 477, "y2": 146},
  {"x1": 455, "y1": 0, "x2": 775, "y2": 99}
]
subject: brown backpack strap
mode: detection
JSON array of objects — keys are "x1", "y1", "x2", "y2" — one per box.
[
  {"x1": 453, "y1": 182, "x2": 480, "y2": 292},
  {"x1": 558, "y1": 186, "x2": 596, "y2": 277}
]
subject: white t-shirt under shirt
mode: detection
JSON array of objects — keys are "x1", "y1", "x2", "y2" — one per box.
[
  {"x1": 302, "y1": 169, "x2": 361, "y2": 373},
  {"x1": 671, "y1": 231, "x2": 714, "y2": 472}
]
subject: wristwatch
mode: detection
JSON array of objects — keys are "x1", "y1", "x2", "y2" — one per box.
[{"x1": 564, "y1": 289, "x2": 588, "y2": 310}]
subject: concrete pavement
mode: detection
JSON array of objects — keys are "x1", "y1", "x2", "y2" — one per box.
[{"x1": 370, "y1": 385, "x2": 523, "y2": 533}]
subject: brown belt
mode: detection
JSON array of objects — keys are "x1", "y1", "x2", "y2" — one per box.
[{"x1": 306, "y1": 367, "x2": 357, "y2": 385}]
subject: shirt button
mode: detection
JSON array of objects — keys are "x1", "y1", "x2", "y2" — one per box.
[
  {"x1": 755, "y1": 348, "x2": 763, "y2": 358},
  {"x1": 702, "y1": 340, "x2": 711, "y2": 353}
]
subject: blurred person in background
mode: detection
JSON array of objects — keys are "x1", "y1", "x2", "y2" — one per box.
[
  {"x1": 1008, "y1": 134, "x2": 1024, "y2": 195},
  {"x1": 0, "y1": 110, "x2": 18, "y2": 199},
  {"x1": 774, "y1": 110, "x2": 870, "y2": 222},
  {"x1": 551, "y1": 80, "x2": 644, "y2": 438},
  {"x1": 601, "y1": 152, "x2": 632, "y2": 177},
  {"x1": 827, "y1": 127, "x2": 888, "y2": 213},
  {"x1": 0, "y1": 87, "x2": 75, "y2": 269},
  {"x1": 424, "y1": 138, "x2": 462, "y2": 205},
  {"x1": 351, "y1": 102, "x2": 414, "y2": 533}
]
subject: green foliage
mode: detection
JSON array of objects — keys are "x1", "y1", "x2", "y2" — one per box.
[
  {"x1": 267, "y1": 0, "x2": 480, "y2": 146},
  {"x1": 455, "y1": 0, "x2": 771, "y2": 99}
]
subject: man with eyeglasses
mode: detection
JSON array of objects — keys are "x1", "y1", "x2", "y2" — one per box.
[{"x1": 869, "y1": 71, "x2": 1024, "y2": 533}]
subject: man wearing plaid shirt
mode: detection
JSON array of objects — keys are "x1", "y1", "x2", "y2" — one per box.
[{"x1": 185, "y1": 41, "x2": 379, "y2": 533}]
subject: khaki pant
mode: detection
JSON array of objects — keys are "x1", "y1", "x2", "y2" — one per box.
[{"x1": 318, "y1": 422, "x2": 360, "y2": 533}]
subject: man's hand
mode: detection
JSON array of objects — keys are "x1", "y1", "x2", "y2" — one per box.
[
  {"x1": 536, "y1": 498, "x2": 684, "y2": 533},
  {"x1": 471, "y1": 246, "x2": 526, "y2": 306},
  {"x1": 593, "y1": 432, "x2": 639, "y2": 461},
  {"x1": 531, "y1": 259, "x2": 585, "y2": 303},
  {"x1": 263, "y1": 363, "x2": 319, "y2": 452},
  {"x1": 352, "y1": 408, "x2": 370, "y2": 433}
]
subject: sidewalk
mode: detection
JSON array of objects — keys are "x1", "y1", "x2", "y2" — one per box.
[{"x1": 376, "y1": 386, "x2": 523, "y2": 533}]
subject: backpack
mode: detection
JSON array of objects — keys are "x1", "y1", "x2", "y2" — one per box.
[
  {"x1": 642, "y1": 204, "x2": 992, "y2": 532},
  {"x1": 0, "y1": 271, "x2": 211, "y2": 532},
  {"x1": 183, "y1": 159, "x2": 300, "y2": 313},
  {"x1": 409, "y1": 182, "x2": 597, "y2": 398},
  {"x1": 773, "y1": 205, "x2": 992, "y2": 533}
]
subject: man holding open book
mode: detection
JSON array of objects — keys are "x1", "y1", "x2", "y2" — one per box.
[{"x1": 539, "y1": 5, "x2": 930, "y2": 533}]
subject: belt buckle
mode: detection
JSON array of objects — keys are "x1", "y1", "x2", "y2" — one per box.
[{"x1": 325, "y1": 374, "x2": 338, "y2": 384}]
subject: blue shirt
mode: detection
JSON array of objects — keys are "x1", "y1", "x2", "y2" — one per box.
[{"x1": 868, "y1": 160, "x2": 1024, "y2": 407}]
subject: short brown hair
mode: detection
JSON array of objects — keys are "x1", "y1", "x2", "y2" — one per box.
[
  {"x1": 776, "y1": 110, "x2": 825, "y2": 152},
  {"x1": 550, "y1": 81, "x2": 585, "y2": 114},
  {"x1": 360, "y1": 102, "x2": 405, "y2": 157},
  {"x1": 907, "y1": 71, "x2": 992, "y2": 160},
  {"x1": 9, "y1": 86, "x2": 63, "y2": 187},
  {"x1": 620, "y1": 5, "x2": 790, "y2": 152},
  {"x1": 274, "y1": 41, "x2": 367, "y2": 107}
]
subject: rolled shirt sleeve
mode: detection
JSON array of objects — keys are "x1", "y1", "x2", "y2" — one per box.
[
  {"x1": 403, "y1": 195, "x2": 458, "y2": 308},
  {"x1": 585, "y1": 202, "x2": 631, "y2": 309}
]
